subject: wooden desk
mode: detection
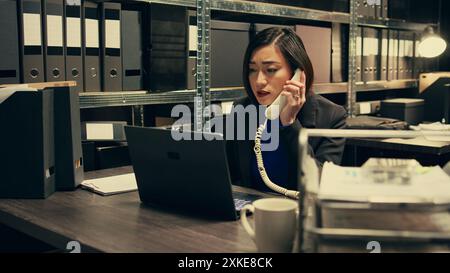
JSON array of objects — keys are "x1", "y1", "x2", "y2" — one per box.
[
  {"x1": 0, "y1": 166, "x2": 267, "y2": 253},
  {"x1": 2, "y1": 166, "x2": 450, "y2": 253},
  {"x1": 344, "y1": 137, "x2": 450, "y2": 167}
]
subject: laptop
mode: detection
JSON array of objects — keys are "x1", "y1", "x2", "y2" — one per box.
[{"x1": 125, "y1": 125, "x2": 261, "y2": 221}]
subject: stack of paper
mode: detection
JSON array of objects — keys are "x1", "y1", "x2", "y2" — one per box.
[
  {"x1": 319, "y1": 162, "x2": 450, "y2": 204},
  {"x1": 81, "y1": 173, "x2": 138, "y2": 196},
  {"x1": 317, "y1": 162, "x2": 450, "y2": 232}
]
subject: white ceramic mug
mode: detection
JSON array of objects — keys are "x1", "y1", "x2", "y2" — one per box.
[{"x1": 240, "y1": 198, "x2": 298, "y2": 253}]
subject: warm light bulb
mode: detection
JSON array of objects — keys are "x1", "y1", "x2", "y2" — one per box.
[{"x1": 418, "y1": 36, "x2": 447, "y2": 58}]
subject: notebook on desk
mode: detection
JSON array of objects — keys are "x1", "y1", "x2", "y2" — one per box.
[
  {"x1": 81, "y1": 173, "x2": 138, "y2": 196},
  {"x1": 124, "y1": 126, "x2": 262, "y2": 221}
]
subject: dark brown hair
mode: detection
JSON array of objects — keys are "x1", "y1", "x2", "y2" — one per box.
[{"x1": 242, "y1": 27, "x2": 314, "y2": 103}]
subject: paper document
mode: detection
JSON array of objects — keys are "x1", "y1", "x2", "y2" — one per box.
[
  {"x1": 410, "y1": 122, "x2": 450, "y2": 142},
  {"x1": 81, "y1": 173, "x2": 138, "y2": 196},
  {"x1": 319, "y1": 162, "x2": 450, "y2": 204}
]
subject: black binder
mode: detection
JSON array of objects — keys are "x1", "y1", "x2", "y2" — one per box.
[
  {"x1": 101, "y1": 1, "x2": 122, "y2": 91},
  {"x1": 374, "y1": 0, "x2": 382, "y2": 19},
  {"x1": 380, "y1": 29, "x2": 389, "y2": 81},
  {"x1": 54, "y1": 86, "x2": 84, "y2": 191},
  {"x1": 0, "y1": 89, "x2": 55, "y2": 198},
  {"x1": 64, "y1": 0, "x2": 84, "y2": 92},
  {"x1": 145, "y1": 4, "x2": 187, "y2": 92},
  {"x1": 18, "y1": 0, "x2": 45, "y2": 83},
  {"x1": 331, "y1": 23, "x2": 348, "y2": 83},
  {"x1": 356, "y1": 26, "x2": 363, "y2": 82},
  {"x1": 83, "y1": 0, "x2": 101, "y2": 92},
  {"x1": 362, "y1": 27, "x2": 378, "y2": 82},
  {"x1": 381, "y1": 0, "x2": 389, "y2": 19},
  {"x1": 187, "y1": 55, "x2": 196, "y2": 90},
  {"x1": 211, "y1": 20, "x2": 250, "y2": 88},
  {"x1": 187, "y1": 9, "x2": 196, "y2": 90},
  {"x1": 121, "y1": 9, "x2": 143, "y2": 91},
  {"x1": 296, "y1": 24, "x2": 331, "y2": 83},
  {"x1": 373, "y1": 28, "x2": 381, "y2": 81},
  {"x1": 0, "y1": 0, "x2": 21, "y2": 84},
  {"x1": 43, "y1": 0, "x2": 66, "y2": 82},
  {"x1": 388, "y1": 29, "x2": 399, "y2": 81},
  {"x1": 398, "y1": 31, "x2": 407, "y2": 80}
]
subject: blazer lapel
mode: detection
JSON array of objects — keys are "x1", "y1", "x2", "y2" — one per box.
[{"x1": 298, "y1": 94, "x2": 318, "y2": 128}]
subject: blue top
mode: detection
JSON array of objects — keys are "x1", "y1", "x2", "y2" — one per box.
[{"x1": 250, "y1": 119, "x2": 289, "y2": 193}]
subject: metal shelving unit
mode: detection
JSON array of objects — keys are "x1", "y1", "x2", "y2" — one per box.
[
  {"x1": 78, "y1": 80, "x2": 418, "y2": 109},
  {"x1": 79, "y1": 0, "x2": 428, "y2": 111},
  {"x1": 79, "y1": 88, "x2": 246, "y2": 109},
  {"x1": 132, "y1": 0, "x2": 433, "y2": 31}
]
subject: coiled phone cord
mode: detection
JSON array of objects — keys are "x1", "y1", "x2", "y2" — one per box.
[{"x1": 254, "y1": 120, "x2": 300, "y2": 200}]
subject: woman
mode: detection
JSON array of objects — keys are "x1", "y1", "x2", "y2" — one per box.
[{"x1": 227, "y1": 27, "x2": 347, "y2": 193}]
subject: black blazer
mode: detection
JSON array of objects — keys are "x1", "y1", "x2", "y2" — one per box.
[{"x1": 225, "y1": 94, "x2": 347, "y2": 190}]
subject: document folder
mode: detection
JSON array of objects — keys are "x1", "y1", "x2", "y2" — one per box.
[
  {"x1": 81, "y1": 173, "x2": 137, "y2": 196},
  {"x1": 388, "y1": 30, "x2": 399, "y2": 81},
  {"x1": 101, "y1": 1, "x2": 122, "y2": 91},
  {"x1": 83, "y1": 1, "x2": 101, "y2": 92},
  {"x1": 64, "y1": 0, "x2": 84, "y2": 92},
  {"x1": 0, "y1": 87, "x2": 55, "y2": 198},
  {"x1": 381, "y1": 0, "x2": 389, "y2": 19},
  {"x1": 121, "y1": 9, "x2": 143, "y2": 91},
  {"x1": 296, "y1": 25, "x2": 331, "y2": 84},
  {"x1": 380, "y1": 29, "x2": 389, "y2": 81},
  {"x1": 18, "y1": 0, "x2": 45, "y2": 83},
  {"x1": 0, "y1": 0, "x2": 21, "y2": 85},
  {"x1": 398, "y1": 31, "x2": 406, "y2": 80},
  {"x1": 146, "y1": 4, "x2": 187, "y2": 92},
  {"x1": 43, "y1": 0, "x2": 66, "y2": 82},
  {"x1": 362, "y1": 27, "x2": 378, "y2": 82},
  {"x1": 331, "y1": 23, "x2": 347, "y2": 83},
  {"x1": 54, "y1": 86, "x2": 84, "y2": 191},
  {"x1": 211, "y1": 20, "x2": 250, "y2": 88},
  {"x1": 356, "y1": 27, "x2": 363, "y2": 82}
]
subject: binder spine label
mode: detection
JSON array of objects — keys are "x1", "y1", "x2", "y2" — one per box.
[
  {"x1": 23, "y1": 13, "x2": 42, "y2": 46},
  {"x1": 85, "y1": 19, "x2": 99, "y2": 48},
  {"x1": 105, "y1": 19, "x2": 121, "y2": 50},
  {"x1": 363, "y1": 37, "x2": 371, "y2": 57},
  {"x1": 47, "y1": 15, "x2": 64, "y2": 47},
  {"x1": 66, "y1": 17, "x2": 81, "y2": 49},
  {"x1": 381, "y1": 38, "x2": 388, "y2": 57}
]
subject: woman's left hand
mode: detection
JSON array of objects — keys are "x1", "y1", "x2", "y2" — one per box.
[{"x1": 279, "y1": 71, "x2": 307, "y2": 126}]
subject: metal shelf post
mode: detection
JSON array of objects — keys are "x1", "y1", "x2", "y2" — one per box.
[{"x1": 196, "y1": 0, "x2": 211, "y2": 132}]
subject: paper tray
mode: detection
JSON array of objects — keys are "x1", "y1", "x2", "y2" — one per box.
[
  {"x1": 302, "y1": 226, "x2": 450, "y2": 253},
  {"x1": 305, "y1": 226, "x2": 450, "y2": 243}
]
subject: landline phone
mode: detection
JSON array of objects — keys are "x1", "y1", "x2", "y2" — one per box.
[{"x1": 254, "y1": 69, "x2": 302, "y2": 200}]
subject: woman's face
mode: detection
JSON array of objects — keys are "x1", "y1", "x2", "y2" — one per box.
[{"x1": 248, "y1": 44, "x2": 293, "y2": 106}]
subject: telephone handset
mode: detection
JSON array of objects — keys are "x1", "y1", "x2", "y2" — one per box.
[
  {"x1": 265, "y1": 69, "x2": 302, "y2": 120},
  {"x1": 255, "y1": 68, "x2": 302, "y2": 200}
]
